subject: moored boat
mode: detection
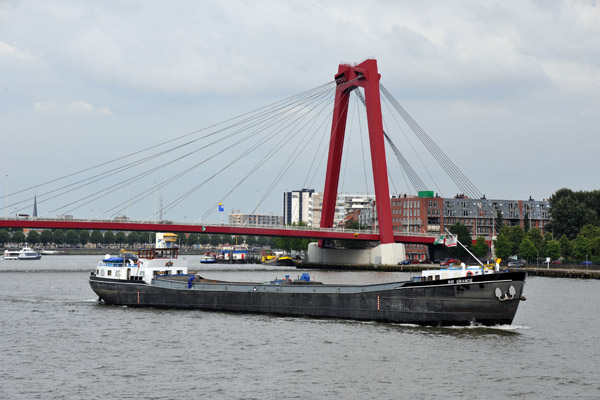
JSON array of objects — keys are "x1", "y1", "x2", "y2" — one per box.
[
  {"x1": 18, "y1": 246, "x2": 42, "y2": 260},
  {"x1": 2, "y1": 245, "x2": 42, "y2": 260},
  {"x1": 3, "y1": 249, "x2": 20, "y2": 260},
  {"x1": 200, "y1": 253, "x2": 217, "y2": 264},
  {"x1": 261, "y1": 253, "x2": 296, "y2": 266},
  {"x1": 89, "y1": 234, "x2": 526, "y2": 326}
]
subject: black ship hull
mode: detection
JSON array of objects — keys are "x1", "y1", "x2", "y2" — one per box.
[{"x1": 89, "y1": 271, "x2": 526, "y2": 326}]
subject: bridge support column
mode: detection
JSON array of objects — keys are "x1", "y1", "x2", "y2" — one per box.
[
  {"x1": 320, "y1": 59, "x2": 394, "y2": 246},
  {"x1": 307, "y1": 242, "x2": 406, "y2": 267}
]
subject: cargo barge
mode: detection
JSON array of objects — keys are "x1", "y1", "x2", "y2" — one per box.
[{"x1": 89, "y1": 234, "x2": 526, "y2": 326}]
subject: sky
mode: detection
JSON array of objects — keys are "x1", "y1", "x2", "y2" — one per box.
[{"x1": 1, "y1": 0, "x2": 599, "y2": 223}]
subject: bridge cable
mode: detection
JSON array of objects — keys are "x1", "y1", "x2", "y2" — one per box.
[
  {"x1": 44, "y1": 83, "x2": 337, "y2": 219},
  {"x1": 3, "y1": 81, "x2": 335, "y2": 204}
]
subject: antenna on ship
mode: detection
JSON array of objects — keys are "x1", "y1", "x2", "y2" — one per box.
[{"x1": 444, "y1": 228, "x2": 485, "y2": 274}]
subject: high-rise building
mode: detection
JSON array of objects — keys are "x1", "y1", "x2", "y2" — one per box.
[{"x1": 283, "y1": 189, "x2": 315, "y2": 225}]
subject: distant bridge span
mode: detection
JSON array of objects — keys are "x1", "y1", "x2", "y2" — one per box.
[{"x1": 0, "y1": 218, "x2": 438, "y2": 245}]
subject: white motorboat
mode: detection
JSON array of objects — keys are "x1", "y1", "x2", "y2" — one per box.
[
  {"x1": 18, "y1": 246, "x2": 42, "y2": 260},
  {"x1": 3, "y1": 249, "x2": 20, "y2": 260}
]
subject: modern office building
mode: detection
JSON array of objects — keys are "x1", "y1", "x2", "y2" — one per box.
[{"x1": 283, "y1": 189, "x2": 315, "y2": 225}]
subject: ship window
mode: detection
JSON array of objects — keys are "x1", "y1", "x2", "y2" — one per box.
[
  {"x1": 107, "y1": 270, "x2": 112, "y2": 276},
  {"x1": 100, "y1": 270, "x2": 105, "y2": 276},
  {"x1": 177, "y1": 270, "x2": 183, "y2": 275}
]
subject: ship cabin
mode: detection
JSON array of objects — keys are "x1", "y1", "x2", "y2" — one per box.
[
  {"x1": 94, "y1": 233, "x2": 188, "y2": 284},
  {"x1": 417, "y1": 263, "x2": 499, "y2": 282}
]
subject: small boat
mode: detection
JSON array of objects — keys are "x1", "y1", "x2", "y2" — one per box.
[
  {"x1": 200, "y1": 253, "x2": 217, "y2": 264},
  {"x1": 3, "y1": 249, "x2": 20, "y2": 260},
  {"x1": 220, "y1": 244, "x2": 250, "y2": 263},
  {"x1": 41, "y1": 249, "x2": 60, "y2": 255},
  {"x1": 88, "y1": 233, "x2": 526, "y2": 326},
  {"x1": 18, "y1": 246, "x2": 42, "y2": 260},
  {"x1": 261, "y1": 254, "x2": 296, "y2": 266}
]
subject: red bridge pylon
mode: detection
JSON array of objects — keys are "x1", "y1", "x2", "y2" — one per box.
[{"x1": 320, "y1": 59, "x2": 394, "y2": 244}]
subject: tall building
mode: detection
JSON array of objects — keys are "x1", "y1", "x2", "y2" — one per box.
[
  {"x1": 334, "y1": 194, "x2": 376, "y2": 228},
  {"x1": 229, "y1": 211, "x2": 283, "y2": 227},
  {"x1": 308, "y1": 193, "x2": 323, "y2": 228},
  {"x1": 283, "y1": 189, "x2": 315, "y2": 225}
]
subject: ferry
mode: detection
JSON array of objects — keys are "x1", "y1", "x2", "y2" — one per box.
[{"x1": 88, "y1": 233, "x2": 527, "y2": 326}]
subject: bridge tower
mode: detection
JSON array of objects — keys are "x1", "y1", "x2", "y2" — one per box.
[{"x1": 320, "y1": 59, "x2": 394, "y2": 244}]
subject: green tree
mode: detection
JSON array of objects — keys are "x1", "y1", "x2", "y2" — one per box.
[
  {"x1": 572, "y1": 234, "x2": 590, "y2": 260},
  {"x1": 0, "y1": 229, "x2": 10, "y2": 245},
  {"x1": 65, "y1": 230, "x2": 79, "y2": 245},
  {"x1": 580, "y1": 224, "x2": 600, "y2": 241},
  {"x1": 523, "y1": 211, "x2": 530, "y2": 233},
  {"x1": 545, "y1": 240, "x2": 561, "y2": 261},
  {"x1": 526, "y1": 228, "x2": 543, "y2": 254},
  {"x1": 103, "y1": 231, "x2": 115, "y2": 245},
  {"x1": 79, "y1": 230, "x2": 90, "y2": 245},
  {"x1": 447, "y1": 223, "x2": 472, "y2": 258},
  {"x1": 209, "y1": 234, "x2": 220, "y2": 246},
  {"x1": 519, "y1": 237, "x2": 537, "y2": 262},
  {"x1": 186, "y1": 233, "x2": 199, "y2": 246},
  {"x1": 40, "y1": 230, "x2": 53, "y2": 245},
  {"x1": 256, "y1": 236, "x2": 269, "y2": 247},
  {"x1": 547, "y1": 194, "x2": 597, "y2": 239},
  {"x1": 52, "y1": 230, "x2": 65, "y2": 244},
  {"x1": 508, "y1": 226, "x2": 525, "y2": 256},
  {"x1": 591, "y1": 236, "x2": 600, "y2": 257},
  {"x1": 471, "y1": 236, "x2": 489, "y2": 259},
  {"x1": 559, "y1": 234, "x2": 572, "y2": 258},
  {"x1": 115, "y1": 231, "x2": 127, "y2": 245},
  {"x1": 197, "y1": 234, "x2": 210, "y2": 245},
  {"x1": 12, "y1": 230, "x2": 25, "y2": 244},
  {"x1": 274, "y1": 237, "x2": 292, "y2": 253},
  {"x1": 494, "y1": 234, "x2": 512, "y2": 261},
  {"x1": 27, "y1": 230, "x2": 41, "y2": 244},
  {"x1": 126, "y1": 231, "x2": 139, "y2": 246},
  {"x1": 90, "y1": 230, "x2": 104, "y2": 244}
]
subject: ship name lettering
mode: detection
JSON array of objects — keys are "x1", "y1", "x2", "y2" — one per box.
[{"x1": 456, "y1": 278, "x2": 472, "y2": 283}]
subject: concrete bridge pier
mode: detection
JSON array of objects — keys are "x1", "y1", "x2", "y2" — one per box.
[{"x1": 306, "y1": 242, "x2": 406, "y2": 267}]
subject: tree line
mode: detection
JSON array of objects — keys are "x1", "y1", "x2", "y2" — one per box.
[{"x1": 0, "y1": 228, "x2": 317, "y2": 251}]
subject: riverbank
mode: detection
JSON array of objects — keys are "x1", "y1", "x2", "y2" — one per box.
[
  {"x1": 302, "y1": 263, "x2": 600, "y2": 279},
  {"x1": 506, "y1": 267, "x2": 600, "y2": 279}
]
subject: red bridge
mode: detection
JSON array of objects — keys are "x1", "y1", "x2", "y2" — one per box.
[
  {"x1": 2, "y1": 59, "x2": 486, "y2": 249},
  {"x1": 0, "y1": 218, "x2": 437, "y2": 245}
]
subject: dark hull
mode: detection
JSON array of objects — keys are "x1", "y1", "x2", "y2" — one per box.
[
  {"x1": 263, "y1": 258, "x2": 296, "y2": 266},
  {"x1": 89, "y1": 272, "x2": 526, "y2": 326}
]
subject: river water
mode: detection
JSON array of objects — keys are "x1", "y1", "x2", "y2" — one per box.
[{"x1": 1, "y1": 255, "x2": 599, "y2": 399}]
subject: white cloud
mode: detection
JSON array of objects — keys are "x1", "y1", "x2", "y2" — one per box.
[
  {"x1": 33, "y1": 100, "x2": 113, "y2": 116},
  {"x1": 0, "y1": 40, "x2": 36, "y2": 63}
]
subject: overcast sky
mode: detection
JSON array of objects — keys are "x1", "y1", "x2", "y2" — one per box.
[{"x1": 1, "y1": 1, "x2": 599, "y2": 222}]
